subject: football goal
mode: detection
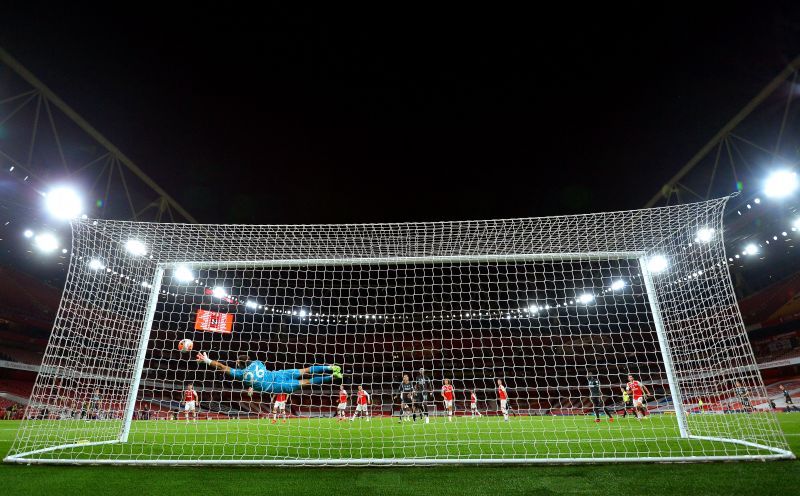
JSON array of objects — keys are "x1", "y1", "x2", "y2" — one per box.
[{"x1": 4, "y1": 197, "x2": 794, "y2": 464}]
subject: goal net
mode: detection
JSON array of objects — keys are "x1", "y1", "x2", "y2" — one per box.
[{"x1": 5, "y1": 197, "x2": 793, "y2": 464}]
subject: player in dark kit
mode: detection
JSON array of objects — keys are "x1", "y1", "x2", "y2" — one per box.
[
  {"x1": 413, "y1": 368, "x2": 432, "y2": 423},
  {"x1": 412, "y1": 384, "x2": 430, "y2": 423},
  {"x1": 588, "y1": 375, "x2": 614, "y2": 423},
  {"x1": 734, "y1": 381, "x2": 753, "y2": 412},
  {"x1": 780, "y1": 385, "x2": 798, "y2": 412},
  {"x1": 397, "y1": 374, "x2": 415, "y2": 422}
]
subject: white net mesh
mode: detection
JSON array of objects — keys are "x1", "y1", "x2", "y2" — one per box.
[{"x1": 5, "y1": 197, "x2": 793, "y2": 464}]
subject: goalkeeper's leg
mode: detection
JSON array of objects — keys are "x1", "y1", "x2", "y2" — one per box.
[{"x1": 293, "y1": 365, "x2": 344, "y2": 379}]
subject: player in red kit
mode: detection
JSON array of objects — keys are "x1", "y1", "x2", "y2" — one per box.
[
  {"x1": 497, "y1": 379, "x2": 509, "y2": 421},
  {"x1": 350, "y1": 385, "x2": 371, "y2": 421},
  {"x1": 441, "y1": 379, "x2": 455, "y2": 422},
  {"x1": 337, "y1": 386, "x2": 349, "y2": 421},
  {"x1": 626, "y1": 374, "x2": 651, "y2": 420},
  {"x1": 271, "y1": 392, "x2": 288, "y2": 423},
  {"x1": 183, "y1": 384, "x2": 199, "y2": 423},
  {"x1": 469, "y1": 390, "x2": 482, "y2": 417}
]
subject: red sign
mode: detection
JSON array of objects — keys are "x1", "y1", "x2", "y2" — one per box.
[{"x1": 194, "y1": 309, "x2": 233, "y2": 333}]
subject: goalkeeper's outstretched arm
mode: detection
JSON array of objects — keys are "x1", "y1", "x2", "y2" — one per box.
[{"x1": 196, "y1": 352, "x2": 233, "y2": 377}]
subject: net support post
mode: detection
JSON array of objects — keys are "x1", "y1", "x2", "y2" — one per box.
[
  {"x1": 639, "y1": 256, "x2": 689, "y2": 439},
  {"x1": 120, "y1": 266, "x2": 164, "y2": 443}
]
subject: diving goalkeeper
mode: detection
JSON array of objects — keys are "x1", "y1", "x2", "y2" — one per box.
[{"x1": 196, "y1": 352, "x2": 343, "y2": 394}]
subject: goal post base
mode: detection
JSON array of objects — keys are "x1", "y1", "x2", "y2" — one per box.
[
  {"x1": 686, "y1": 435, "x2": 796, "y2": 460},
  {"x1": 3, "y1": 439, "x2": 121, "y2": 463}
]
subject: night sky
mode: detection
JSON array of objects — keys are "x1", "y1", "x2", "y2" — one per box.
[{"x1": 1, "y1": 4, "x2": 799, "y2": 225}]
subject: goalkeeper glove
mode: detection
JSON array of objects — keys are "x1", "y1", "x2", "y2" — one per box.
[{"x1": 196, "y1": 352, "x2": 212, "y2": 365}]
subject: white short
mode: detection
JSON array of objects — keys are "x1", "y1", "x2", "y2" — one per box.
[
  {"x1": 633, "y1": 396, "x2": 644, "y2": 407},
  {"x1": 184, "y1": 401, "x2": 195, "y2": 412},
  {"x1": 444, "y1": 400, "x2": 453, "y2": 408},
  {"x1": 337, "y1": 402, "x2": 347, "y2": 410},
  {"x1": 273, "y1": 401, "x2": 286, "y2": 411},
  {"x1": 499, "y1": 399, "x2": 508, "y2": 410},
  {"x1": 470, "y1": 402, "x2": 477, "y2": 409},
  {"x1": 356, "y1": 404, "x2": 369, "y2": 412}
]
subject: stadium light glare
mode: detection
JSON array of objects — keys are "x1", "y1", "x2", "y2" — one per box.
[
  {"x1": 44, "y1": 186, "x2": 83, "y2": 220},
  {"x1": 245, "y1": 300, "x2": 258, "y2": 309},
  {"x1": 23, "y1": 229, "x2": 34, "y2": 238},
  {"x1": 764, "y1": 170, "x2": 798, "y2": 198},
  {"x1": 646, "y1": 255, "x2": 669, "y2": 273},
  {"x1": 174, "y1": 266, "x2": 194, "y2": 283},
  {"x1": 299, "y1": 309, "x2": 307, "y2": 317},
  {"x1": 695, "y1": 228, "x2": 714, "y2": 243},
  {"x1": 34, "y1": 232, "x2": 59, "y2": 253},
  {"x1": 212, "y1": 287, "x2": 227, "y2": 298},
  {"x1": 744, "y1": 244, "x2": 759, "y2": 256},
  {"x1": 88, "y1": 258, "x2": 105, "y2": 270},
  {"x1": 610, "y1": 280, "x2": 625, "y2": 291},
  {"x1": 125, "y1": 239, "x2": 147, "y2": 256},
  {"x1": 578, "y1": 293, "x2": 594, "y2": 304}
]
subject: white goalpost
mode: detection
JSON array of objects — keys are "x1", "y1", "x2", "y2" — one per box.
[{"x1": 4, "y1": 197, "x2": 794, "y2": 465}]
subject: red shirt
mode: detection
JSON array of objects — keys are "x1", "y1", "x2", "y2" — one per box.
[
  {"x1": 357, "y1": 390, "x2": 370, "y2": 405},
  {"x1": 442, "y1": 384, "x2": 455, "y2": 400},
  {"x1": 339, "y1": 390, "x2": 348, "y2": 403},
  {"x1": 627, "y1": 381, "x2": 643, "y2": 399},
  {"x1": 498, "y1": 385, "x2": 508, "y2": 400},
  {"x1": 184, "y1": 389, "x2": 197, "y2": 402},
  {"x1": 470, "y1": 393, "x2": 477, "y2": 403},
  {"x1": 275, "y1": 393, "x2": 287, "y2": 403}
]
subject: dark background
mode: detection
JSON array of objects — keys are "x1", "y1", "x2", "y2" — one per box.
[{"x1": 1, "y1": 4, "x2": 798, "y2": 225}]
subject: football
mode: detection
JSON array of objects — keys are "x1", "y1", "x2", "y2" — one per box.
[{"x1": 178, "y1": 338, "x2": 193, "y2": 352}]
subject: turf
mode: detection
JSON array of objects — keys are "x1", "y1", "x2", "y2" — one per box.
[{"x1": 2, "y1": 414, "x2": 799, "y2": 495}]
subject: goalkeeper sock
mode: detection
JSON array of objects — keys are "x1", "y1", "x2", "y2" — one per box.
[
  {"x1": 307, "y1": 365, "x2": 331, "y2": 374},
  {"x1": 308, "y1": 375, "x2": 334, "y2": 386}
]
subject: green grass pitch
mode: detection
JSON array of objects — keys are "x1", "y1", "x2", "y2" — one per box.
[{"x1": 2, "y1": 414, "x2": 799, "y2": 495}]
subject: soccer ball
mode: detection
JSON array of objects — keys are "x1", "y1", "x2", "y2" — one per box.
[{"x1": 178, "y1": 339, "x2": 193, "y2": 352}]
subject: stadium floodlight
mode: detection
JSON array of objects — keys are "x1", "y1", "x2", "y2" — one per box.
[
  {"x1": 578, "y1": 293, "x2": 594, "y2": 304},
  {"x1": 44, "y1": 186, "x2": 83, "y2": 220},
  {"x1": 744, "y1": 243, "x2": 758, "y2": 256},
  {"x1": 610, "y1": 280, "x2": 625, "y2": 291},
  {"x1": 764, "y1": 170, "x2": 798, "y2": 198},
  {"x1": 646, "y1": 255, "x2": 668, "y2": 273},
  {"x1": 298, "y1": 309, "x2": 307, "y2": 317},
  {"x1": 245, "y1": 300, "x2": 258, "y2": 309},
  {"x1": 125, "y1": 239, "x2": 147, "y2": 256},
  {"x1": 212, "y1": 287, "x2": 227, "y2": 298},
  {"x1": 33, "y1": 232, "x2": 58, "y2": 253},
  {"x1": 23, "y1": 229, "x2": 34, "y2": 238},
  {"x1": 88, "y1": 258, "x2": 105, "y2": 270},
  {"x1": 174, "y1": 266, "x2": 194, "y2": 283},
  {"x1": 695, "y1": 228, "x2": 714, "y2": 243}
]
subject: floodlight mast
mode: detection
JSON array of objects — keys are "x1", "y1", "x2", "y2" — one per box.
[
  {"x1": 0, "y1": 46, "x2": 197, "y2": 223},
  {"x1": 645, "y1": 55, "x2": 800, "y2": 207}
]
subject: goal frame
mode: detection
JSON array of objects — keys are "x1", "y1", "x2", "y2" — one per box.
[{"x1": 6, "y1": 248, "x2": 794, "y2": 465}]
